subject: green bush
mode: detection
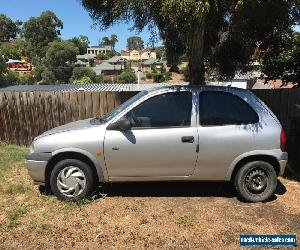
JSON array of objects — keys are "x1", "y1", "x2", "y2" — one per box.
[
  {"x1": 145, "y1": 70, "x2": 172, "y2": 83},
  {"x1": 41, "y1": 69, "x2": 57, "y2": 84},
  {"x1": 31, "y1": 64, "x2": 45, "y2": 82},
  {"x1": 165, "y1": 72, "x2": 172, "y2": 81},
  {"x1": 3, "y1": 71, "x2": 20, "y2": 85},
  {"x1": 71, "y1": 66, "x2": 96, "y2": 83},
  {"x1": 160, "y1": 66, "x2": 167, "y2": 73},
  {"x1": 18, "y1": 73, "x2": 36, "y2": 85},
  {"x1": 95, "y1": 75, "x2": 103, "y2": 83},
  {"x1": 146, "y1": 72, "x2": 153, "y2": 79},
  {"x1": 115, "y1": 70, "x2": 137, "y2": 83},
  {"x1": 72, "y1": 76, "x2": 93, "y2": 84},
  {"x1": 152, "y1": 72, "x2": 165, "y2": 83}
]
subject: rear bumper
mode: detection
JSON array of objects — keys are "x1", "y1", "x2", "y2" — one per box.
[
  {"x1": 25, "y1": 153, "x2": 52, "y2": 185},
  {"x1": 278, "y1": 152, "x2": 288, "y2": 176}
]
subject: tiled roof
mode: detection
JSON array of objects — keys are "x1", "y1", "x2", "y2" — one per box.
[
  {"x1": 143, "y1": 58, "x2": 162, "y2": 66},
  {"x1": 106, "y1": 56, "x2": 127, "y2": 63},
  {"x1": 92, "y1": 62, "x2": 123, "y2": 75},
  {"x1": 76, "y1": 54, "x2": 94, "y2": 60}
]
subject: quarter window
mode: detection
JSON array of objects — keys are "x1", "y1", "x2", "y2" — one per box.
[
  {"x1": 125, "y1": 92, "x2": 192, "y2": 128},
  {"x1": 199, "y1": 91, "x2": 259, "y2": 126}
]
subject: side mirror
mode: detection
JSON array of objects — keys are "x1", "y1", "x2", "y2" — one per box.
[{"x1": 107, "y1": 118, "x2": 132, "y2": 131}]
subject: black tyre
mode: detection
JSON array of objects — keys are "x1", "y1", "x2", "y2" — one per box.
[
  {"x1": 234, "y1": 161, "x2": 277, "y2": 202},
  {"x1": 50, "y1": 159, "x2": 96, "y2": 201}
]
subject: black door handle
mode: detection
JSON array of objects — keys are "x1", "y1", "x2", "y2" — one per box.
[{"x1": 181, "y1": 136, "x2": 194, "y2": 143}]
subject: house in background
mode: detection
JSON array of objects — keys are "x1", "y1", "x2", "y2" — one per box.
[
  {"x1": 121, "y1": 49, "x2": 156, "y2": 61},
  {"x1": 140, "y1": 50, "x2": 157, "y2": 60},
  {"x1": 92, "y1": 62, "x2": 122, "y2": 76},
  {"x1": 87, "y1": 45, "x2": 112, "y2": 57},
  {"x1": 75, "y1": 54, "x2": 94, "y2": 67},
  {"x1": 143, "y1": 58, "x2": 163, "y2": 72},
  {"x1": 6, "y1": 59, "x2": 32, "y2": 73},
  {"x1": 131, "y1": 61, "x2": 143, "y2": 72},
  {"x1": 106, "y1": 56, "x2": 127, "y2": 65}
]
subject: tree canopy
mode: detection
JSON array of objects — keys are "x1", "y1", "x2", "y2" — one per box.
[
  {"x1": 81, "y1": 0, "x2": 300, "y2": 84},
  {"x1": 127, "y1": 36, "x2": 144, "y2": 50},
  {"x1": 261, "y1": 31, "x2": 300, "y2": 85},
  {"x1": 69, "y1": 35, "x2": 90, "y2": 55},
  {"x1": 0, "y1": 54, "x2": 7, "y2": 79},
  {"x1": 0, "y1": 14, "x2": 22, "y2": 42},
  {"x1": 22, "y1": 11, "x2": 63, "y2": 63},
  {"x1": 99, "y1": 34, "x2": 118, "y2": 50},
  {"x1": 42, "y1": 40, "x2": 78, "y2": 83}
]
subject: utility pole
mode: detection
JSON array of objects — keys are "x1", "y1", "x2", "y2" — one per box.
[{"x1": 137, "y1": 64, "x2": 142, "y2": 91}]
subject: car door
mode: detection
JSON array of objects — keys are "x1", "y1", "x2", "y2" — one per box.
[
  {"x1": 104, "y1": 90, "x2": 198, "y2": 178},
  {"x1": 196, "y1": 90, "x2": 260, "y2": 180}
]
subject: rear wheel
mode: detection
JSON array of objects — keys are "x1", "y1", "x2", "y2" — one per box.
[
  {"x1": 50, "y1": 159, "x2": 96, "y2": 201},
  {"x1": 234, "y1": 161, "x2": 277, "y2": 202}
]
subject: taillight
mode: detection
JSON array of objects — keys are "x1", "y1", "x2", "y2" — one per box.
[{"x1": 280, "y1": 129, "x2": 286, "y2": 151}]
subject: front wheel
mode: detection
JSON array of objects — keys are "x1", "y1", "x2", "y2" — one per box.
[
  {"x1": 50, "y1": 159, "x2": 96, "y2": 201},
  {"x1": 234, "y1": 161, "x2": 277, "y2": 202}
]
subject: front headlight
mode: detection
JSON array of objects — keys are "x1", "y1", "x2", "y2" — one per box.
[{"x1": 29, "y1": 143, "x2": 35, "y2": 153}]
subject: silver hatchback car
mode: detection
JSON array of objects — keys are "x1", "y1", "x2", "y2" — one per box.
[{"x1": 25, "y1": 86, "x2": 288, "y2": 202}]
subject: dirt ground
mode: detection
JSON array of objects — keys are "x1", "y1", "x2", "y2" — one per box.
[{"x1": 0, "y1": 146, "x2": 299, "y2": 249}]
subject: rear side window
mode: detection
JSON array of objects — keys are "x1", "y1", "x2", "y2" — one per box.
[{"x1": 199, "y1": 91, "x2": 259, "y2": 126}]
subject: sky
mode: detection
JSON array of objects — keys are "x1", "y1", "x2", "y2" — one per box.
[
  {"x1": 0, "y1": 0, "x2": 160, "y2": 51},
  {"x1": 1, "y1": 0, "x2": 299, "y2": 51}
]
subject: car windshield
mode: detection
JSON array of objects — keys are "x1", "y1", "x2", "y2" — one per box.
[{"x1": 102, "y1": 90, "x2": 149, "y2": 122}]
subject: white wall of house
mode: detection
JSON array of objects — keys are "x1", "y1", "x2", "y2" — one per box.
[
  {"x1": 87, "y1": 46, "x2": 112, "y2": 57},
  {"x1": 121, "y1": 50, "x2": 157, "y2": 61}
]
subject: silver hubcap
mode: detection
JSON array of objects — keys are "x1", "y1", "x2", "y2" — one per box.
[
  {"x1": 245, "y1": 169, "x2": 268, "y2": 194},
  {"x1": 57, "y1": 166, "x2": 86, "y2": 198}
]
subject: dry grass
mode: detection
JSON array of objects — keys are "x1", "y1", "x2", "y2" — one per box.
[{"x1": 0, "y1": 144, "x2": 299, "y2": 249}]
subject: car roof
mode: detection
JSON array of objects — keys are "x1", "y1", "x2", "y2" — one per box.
[{"x1": 150, "y1": 84, "x2": 250, "y2": 94}]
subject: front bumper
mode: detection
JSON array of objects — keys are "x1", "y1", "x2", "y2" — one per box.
[
  {"x1": 278, "y1": 152, "x2": 288, "y2": 176},
  {"x1": 25, "y1": 153, "x2": 52, "y2": 185}
]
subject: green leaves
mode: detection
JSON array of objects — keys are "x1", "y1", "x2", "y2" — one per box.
[
  {"x1": 261, "y1": 31, "x2": 300, "y2": 84},
  {"x1": 22, "y1": 11, "x2": 63, "y2": 62},
  {"x1": 0, "y1": 14, "x2": 21, "y2": 42},
  {"x1": 43, "y1": 40, "x2": 79, "y2": 83},
  {"x1": 69, "y1": 35, "x2": 90, "y2": 55},
  {"x1": 127, "y1": 36, "x2": 144, "y2": 50}
]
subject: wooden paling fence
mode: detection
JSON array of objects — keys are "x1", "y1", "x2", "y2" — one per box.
[
  {"x1": 0, "y1": 91, "x2": 137, "y2": 145},
  {"x1": 0, "y1": 89, "x2": 300, "y2": 146}
]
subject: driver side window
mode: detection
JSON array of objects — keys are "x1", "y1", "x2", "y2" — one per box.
[{"x1": 125, "y1": 91, "x2": 192, "y2": 128}]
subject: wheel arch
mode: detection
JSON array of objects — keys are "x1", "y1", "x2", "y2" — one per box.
[
  {"x1": 226, "y1": 154, "x2": 280, "y2": 182},
  {"x1": 45, "y1": 149, "x2": 105, "y2": 187}
]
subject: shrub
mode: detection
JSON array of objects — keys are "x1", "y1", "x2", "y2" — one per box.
[
  {"x1": 152, "y1": 72, "x2": 165, "y2": 83},
  {"x1": 160, "y1": 66, "x2": 167, "y2": 73},
  {"x1": 71, "y1": 66, "x2": 96, "y2": 83},
  {"x1": 115, "y1": 70, "x2": 137, "y2": 83},
  {"x1": 146, "y1": 72, "x2": 153, "y2": 79},
  {"x1": 3, "y1": 71, "x2": 20, "y2": 85},
  {"x1": 95, "y1": 75, "x2": 103, "y2": 83},
  {"x1": 72, "y1": 76, "x2": 93, "y2": 84},
  {"x1": 18, "y1": 73, "x2": 36, "y2": 85}
]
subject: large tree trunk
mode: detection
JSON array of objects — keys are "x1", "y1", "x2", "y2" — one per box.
[{"x1": 187, "y1": 15, "x2": 206, "y2": 85}]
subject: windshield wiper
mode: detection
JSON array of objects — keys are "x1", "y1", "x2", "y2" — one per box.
[{"x1": 90, "y1": 116, "x2": 105, "y2": 125}]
